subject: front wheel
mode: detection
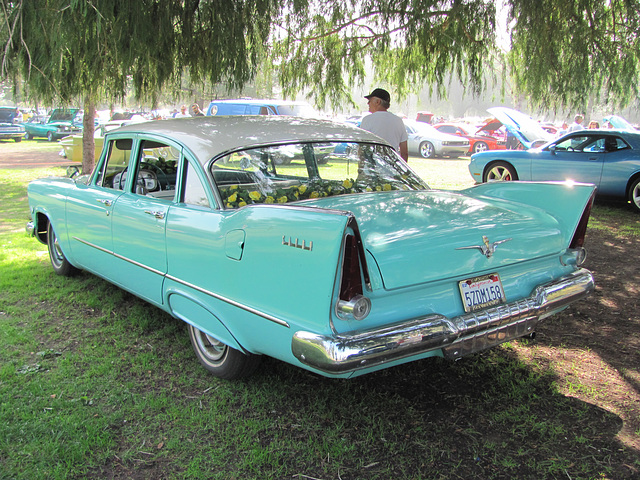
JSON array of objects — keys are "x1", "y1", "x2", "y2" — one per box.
[
  {"x1": 47, "y1": 222, "x2": 79, "y2": 276},
  {"x1": 484, "y1": 161, "x2": 518, "y2": 182},
  {"x1": 419, "y1": 141, "x2": 435, "y2": 158},
  {"x1": 25, "y1": 132, "x2": 33, "y2": 140},
  {"x1": 629, "y1": 177, "x2": 640, "y2": 212},
  {"x1": 47, "y1": 131, "x2": 54, "y2": 142},
  {"x1": 473, "y1": 141, "x2": 488, "y2": 154},
  {"x1": 188, "y1": 324, "x2": 261, "y2": 379}
]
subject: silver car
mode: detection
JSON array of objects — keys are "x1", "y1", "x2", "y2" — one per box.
[{"x1": 404, "y1": 120, "x2": 470, "y2": 158}]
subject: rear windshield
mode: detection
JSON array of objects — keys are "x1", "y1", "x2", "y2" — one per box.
[
  {"x1": 210, "y1": 141, "x2": 427, "y2": 209},
  {"x1": 49, "y1": 109, "x2": 78, "y2": 122}
]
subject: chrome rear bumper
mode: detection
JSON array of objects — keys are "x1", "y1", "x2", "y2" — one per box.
[{"x1": 292, "y1": 269, "x2": 594, "y2": 374}]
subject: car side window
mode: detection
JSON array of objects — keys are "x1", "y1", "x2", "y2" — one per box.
[
  {"x1": 131, "y1": 140, "x2": 179, "y2": 198},
  {"x1": 182, "y1": 161, "x2": 211, "y2": 208},
  {"x1": 96, "y1": 138, "x2": 132, "y2": 189},
  {"x1": 582, "y1": 138, "x2": 605, "y2": 153},
  {"x1": 554, "y1": 135, "x2": 593, "y2": 152},
  {"x1": 604, "y1": 136, "x2": 629, "y2": 152}
]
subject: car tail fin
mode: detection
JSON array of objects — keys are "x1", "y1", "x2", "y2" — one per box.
[{"x1": 570, "y1": 191, "x2": 595, "y2": 249}]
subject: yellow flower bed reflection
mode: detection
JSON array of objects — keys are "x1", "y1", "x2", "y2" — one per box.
[{"x1": 221, "y1": 178, "x2": 402, "y2": 209}]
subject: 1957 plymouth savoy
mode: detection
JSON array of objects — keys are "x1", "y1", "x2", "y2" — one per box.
[{"x1": 26, "y1": 116, "x2": 595, "y2": 379}]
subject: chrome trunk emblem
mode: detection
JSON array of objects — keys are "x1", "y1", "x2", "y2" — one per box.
[{"x1": 456, "y1": 236, "x2": 511, "y2": 258}]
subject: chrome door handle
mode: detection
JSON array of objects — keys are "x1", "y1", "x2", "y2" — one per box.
[
  {"x1": 145, "y1": 210, "x2": 165, "y2": 219},
  {"x1": 97, "y1": 199, "x2": 112, "y2": 206}
]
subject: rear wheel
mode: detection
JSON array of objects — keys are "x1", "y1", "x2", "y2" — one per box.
[
  {"x1": 188, "y1": 324, "x2": 261, "y2": 379},
  {"x1": 484, "y1": 161, "x2": 518, "y2": 182},
  {"x1": 47, "y1": 222, "x2": 79, "y2": 276},
  {"x1": 47, "y1": 131, "x2": 54, "y2": 142},
  {"x1": 419, "y1": 141, "x2": 435, "y2": 158},
  {"x1": 629, "y1": 177, "x2": 640, "y2": 212},
  {"x1": 25, "y1": 132, "x2": 33, "y2": 140}
]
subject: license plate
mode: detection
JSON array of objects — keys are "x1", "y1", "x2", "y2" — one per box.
[{"x1": 459, "y1": 273, "x2": 506, "y2": 312}]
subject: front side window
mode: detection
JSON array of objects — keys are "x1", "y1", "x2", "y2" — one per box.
[
  {"x1": 554, "y1": 135, "x2": 600, "y2": 152},
  {"x1": 210, "y1": 142, "x2": 427, "y2": 209}
]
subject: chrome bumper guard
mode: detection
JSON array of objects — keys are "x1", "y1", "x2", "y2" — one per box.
[
  {"x1": 26, "y1": 221, "x2": 35, "y2": 236},
  {"x1": 292, "y1": 269, "x2": 594, "y2": 374}
]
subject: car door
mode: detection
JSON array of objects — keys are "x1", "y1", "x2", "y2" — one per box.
[
  {"x1": 530, "y1": 133, "x2": 605, "y2": 186},
  {"x1": 405, "y1": 123, "x2": 420, "y2": 153},
  {"x1": 110, "y1": 137, "x2": 179, "y2": 306},
  {"x1": 164, "y1": 155, "x2": 220, "y2": 291},
  {"x1": 65, "y1": 137, "x2": 131, "y2": 279}
]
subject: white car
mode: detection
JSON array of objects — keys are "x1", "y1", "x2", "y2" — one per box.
[{"x1": 404, "y1": 120, "x2": 470, "y2": 158}]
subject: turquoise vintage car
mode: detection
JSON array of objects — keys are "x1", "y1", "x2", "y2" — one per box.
[
  {"x1": 23, "y1": 108, "x2": 81, "y2": 141},
  {"x1": 26, "y1": 116, "x2": 596, "y2": 379}
]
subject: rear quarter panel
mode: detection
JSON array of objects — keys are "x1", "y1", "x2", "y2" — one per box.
[{"x1": 164, "y1": 204, "x2": 349, "y2": 362}]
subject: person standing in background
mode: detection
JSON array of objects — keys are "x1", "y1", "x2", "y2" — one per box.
[
  {"x1": 360, "y1": 88, "x2": 409, "y2": 162},
  {"x1": 568, "y1": 114, "x2": 585, "y2": 132}
]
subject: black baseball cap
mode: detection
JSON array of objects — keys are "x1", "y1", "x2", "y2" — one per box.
[{"x1": 364, "y1": 88, "x2": 391, "y2": 103}]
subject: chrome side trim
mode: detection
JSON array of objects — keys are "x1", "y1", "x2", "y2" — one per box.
[
  {"x1": 164, "y1": 273, "x2": 290, "y2": 328},
  {"x1": 292, "y1": 269, "x2": 594, "y2": 374},
  {"x1": 71, "y1": 236, "x2": 289, "y2": 328}
]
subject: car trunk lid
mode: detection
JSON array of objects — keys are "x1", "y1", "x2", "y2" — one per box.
[{"x1": 303, "y1": 191, "x2": 565, "y2": 290}]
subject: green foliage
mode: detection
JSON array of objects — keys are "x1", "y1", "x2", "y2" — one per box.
[
  {"x1": 274, "y1": 0, "x2": 497, "y2": 109},
  {"x1": 508, "y1": 0, "x2": 640, "y2": 111},
  {"x1": 0, "y1": 0, "x2": 281, "y2": 105}
]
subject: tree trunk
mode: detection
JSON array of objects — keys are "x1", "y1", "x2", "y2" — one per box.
[{"x1": 82, "y1": 99, "x2": 96, "y2": 174}]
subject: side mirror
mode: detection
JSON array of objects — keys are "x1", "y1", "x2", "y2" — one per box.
[
  {"x1": 67, "y1": 165, "x2": 80, "y2": 178},
  {"x1": 549, "y1": 144, "x2": 557, "y2": 155}
]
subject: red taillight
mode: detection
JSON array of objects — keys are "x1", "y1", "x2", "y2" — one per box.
[
  {"x1": 569, "y1": 192, "x2": 595, "y2": 249},
  {"x1": 340, "y1": 234, "x2": 363, "y2": 301},
  {"x1": 337, "y1": 234, "x2": 371, "y2": 321}
]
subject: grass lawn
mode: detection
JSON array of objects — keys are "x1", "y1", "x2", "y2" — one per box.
[{"x1": 1, "y1": 149, "x2": 639, "y2": 479}]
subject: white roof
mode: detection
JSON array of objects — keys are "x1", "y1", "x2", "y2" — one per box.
[{"x1": 109, "y1": 115, "x2": 386, "y2": 164}]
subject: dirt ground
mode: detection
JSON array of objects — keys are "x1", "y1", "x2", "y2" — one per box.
[
  {"x1": 3, "y1": 139, "x2": 639, "y2": 473},
  {"x1": 536, "y1": 222, "x2": 640, "y2": 451}
]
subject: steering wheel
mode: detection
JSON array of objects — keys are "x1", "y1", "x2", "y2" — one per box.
[
  {"x1": 137, "y1": 168, "x2": 159, "y2": 193},
  {"x1": 139, "y1": 160, "x2": 169, "y2": 190}
]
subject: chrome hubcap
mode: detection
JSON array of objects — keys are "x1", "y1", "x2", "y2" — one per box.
[{"x1": 196, "y1": 332, "x2": 227, "y2": 361}]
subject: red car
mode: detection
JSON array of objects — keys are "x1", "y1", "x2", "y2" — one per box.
[{"x1": 434, "y1": 122, "x2": 506, "y2": 154}]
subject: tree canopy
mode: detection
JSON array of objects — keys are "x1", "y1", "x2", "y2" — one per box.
[{"x1": 1, "y1": 0, "x2": 640, "y2": 168}]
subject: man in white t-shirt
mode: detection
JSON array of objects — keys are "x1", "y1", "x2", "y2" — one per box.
[
  {"x1": 567, "y1": 114, "x2": 584, "y2": 132},
  {"x1": 360, "y1": 88, "x2": 409, "y2": 162}
]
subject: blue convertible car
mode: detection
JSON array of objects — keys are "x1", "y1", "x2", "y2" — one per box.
[
  {"x1": 27, "y1": 116, "x2": 595, "y2": 379},
  {"x1": 469, "y1": 128, "x2": 640, "y2": 212}
]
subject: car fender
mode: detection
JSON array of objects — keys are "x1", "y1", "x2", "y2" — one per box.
[{"x1": 165, "y1": 288, "x2": 245, "y2": 353}]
